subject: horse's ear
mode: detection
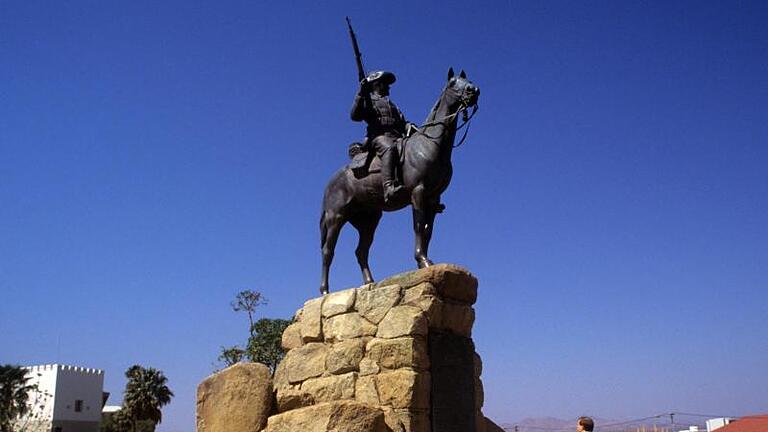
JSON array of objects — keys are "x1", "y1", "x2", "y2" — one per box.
[
  {"x1": 447, "y1": 67, "x2": 454, "y2": 80},
  {"x1": 459, "y1": 69, "x2": 466, "y2": 79}
]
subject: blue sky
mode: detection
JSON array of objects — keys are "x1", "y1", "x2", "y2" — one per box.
[{"x1": 1, "y1": 1, "x2": 767, "y2": 431}]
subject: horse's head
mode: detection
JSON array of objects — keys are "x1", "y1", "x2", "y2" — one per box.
[{"x1": 443, "y1": 68, "x2": 480, "y2": 111}]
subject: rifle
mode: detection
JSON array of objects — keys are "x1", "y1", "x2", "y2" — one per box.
[{"x1": 345, "y1": 17, "x2": 366, "y2": 83}]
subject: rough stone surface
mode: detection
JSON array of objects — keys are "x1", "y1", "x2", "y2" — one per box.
[
  {"x1": 273, "y1": 355, "x2": 289, "y2": 389},
  {"x1": 300, "y1": 297, "x2": 324, "y2": 342},
  {"x1": 267, "y1": 264, "x2": 484, "y2": 432},
  {"x1": 300, "y1": 372, "x2": 357, "y2": 404},
  {"x1": 441, "y1": 303, "x2": 475, "y2": 337},
  {"x1": 196, "y1": 363, "x2": 273, "y2": 432},
  {"x1": 366, "y1": 337, "x2": 429, "y2": 371},
  {"x1": 377, "y1": 306, "x2": 428, "y2": 339},
  {"x1": 485, "y1": 417, "x2": 506, "y2": 432},
  {"x1": 377, "y1": 264, "x2": 477, "y2": 305},
  {"x1": 282, "y1": 342, "x2": 328, "y2": 383},
  {"x1": 475, "y1": 376, "x2": 484, "y2": 409},
  {"x1": 322, "y1": 288, "x2": 356, "y2": 318},
  {"x1": 375, "y1": 370, "x2": 430, "y2": 410},
  {"x1": 326, "y1": 339, "x2": 365, "y2": 374},
  {"x1": 474, "y1": 351, "x2": 483, "y2": 377},
  {"x1": 281, "y1": 322, "x2": 303, "y2": 351},
  {"x1": 276, "y1": 386, "x2": 314, "y2": 412},
  {"x1": 430, "y1": 331, "x2": 477, "y2": 432},
  {"x1": 402, "y1": 283, "x2": 443, "y2": 329},
  {"x1": 356, "y1": 284, "x2": 402, "y2": 324},
  {"x1": 359, "y1": 358, "x2": 381, "y2": 376},
  {"x1": 394, "y1": 409, "x2": 431, "y2": 432},
  {"x1": 325, "y1": 312, "x2": 377, "y2": 342},
  {"x1": 264, "y1": 401, "x2": 389, "y2": 432},
  {"x1": 355, "y1": 374, "x2": 380, "y2": 405}
]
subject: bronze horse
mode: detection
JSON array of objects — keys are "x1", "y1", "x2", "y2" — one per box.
[{"x1": 320, "y1": 68, "x2": 480, "y2": 294}]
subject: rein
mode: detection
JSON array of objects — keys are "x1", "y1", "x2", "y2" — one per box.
[{"x1": 411, "y1": 101, "x2": 479, "y2": 148}]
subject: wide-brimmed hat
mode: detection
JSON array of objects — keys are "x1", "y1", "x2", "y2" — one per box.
[{"x1": 365, "y1": 70, "x2": 396, "y2": 85}]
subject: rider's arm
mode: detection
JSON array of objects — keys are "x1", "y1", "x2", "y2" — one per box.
[{"x1": 350, "y1": 80, "x2": 371, "y2": 122}]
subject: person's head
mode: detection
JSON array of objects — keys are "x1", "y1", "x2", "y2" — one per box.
[
  {"x1": 577, "y1": 417, "x2": 594, "y2": 432},
  {"x1": 366, "y1": 71, "x2": 396, "y2": 96},
  {"x1": 371, "y1": 80, "x2": 390, "y2": 96}
]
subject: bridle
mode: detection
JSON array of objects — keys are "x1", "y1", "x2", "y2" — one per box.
[{"x1": 410, "y1": 81, "x2": 479, "y2": 148}]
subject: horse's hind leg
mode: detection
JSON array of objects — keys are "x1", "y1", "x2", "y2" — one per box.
[
  {"x1": 350, "y1": 210, "x2": 382, "y2": 285},
  {"x1": 320, "y1": 210, "x2": 346, "y2": 295}
]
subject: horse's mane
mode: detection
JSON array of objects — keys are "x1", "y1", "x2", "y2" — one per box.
[{"x1": 423, "y1": 85, "x2": 447, "y2": 124}]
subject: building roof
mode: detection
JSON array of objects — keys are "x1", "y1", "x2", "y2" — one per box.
[
  {"x1": 24, "y1": 364, "x2": 104, "y2": 375},
  {"x1": 715, "y1": 416, "x2": 768, "y2": 432}
]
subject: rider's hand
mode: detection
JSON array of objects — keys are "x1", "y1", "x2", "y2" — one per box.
[{"x1": 359, "y1": 78, "x2": 371, "y2": 93}]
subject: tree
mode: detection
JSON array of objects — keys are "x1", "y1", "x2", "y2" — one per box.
[
  {"x1": 217, "y1": 346, "x2": 245, "y2": 367},
  {"x1": 217, "y1": 290, "x2": 292, "y2": 375},
  {"x1": 246, "y1": 318, "x2": 292, "y2": 373},
  {"x1": 0, "y1": 365, "x2": 35, "y2": 432},
  {"x1": 230, "y1": 290, "x2": 266, "y2": 340},
  {"x1": 101, "y1": 409, "x2": 153, "y2": 432},
  {"x1": 121, "y1": 365, "x2": 173, "y2": 432}
]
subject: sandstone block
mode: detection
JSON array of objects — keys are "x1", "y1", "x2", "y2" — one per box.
[
  {"x1": 375, "y1": 370, "x2": 430, "y2": 410},
  {"x1": 300, "y1": 372, "x2": 357, "y2": 404},
  {"x1": 376, "y1": 306, "x2": 427, "y2": 339},
  {"x1": 441, "y1": 302, "x2": 475, "y2": 337},
  {"x1": 486, "y1": 417, "x2": 506, "y2": 432},
  {"x1": 475, "y1": 376, "x2": 484, "y2": 409},
  {"x1": 377, "y1": 264, "x2": 477, "y2": 305},
  {"x1": 326, "y1": 338, "x2": 365, "y2": 374},
  {"x1": 325, "y1": 312, "x2": 377, "y2": 342},
  {"x1": 264, "y1": 401, "x2": 389, "y2": 432},
  {"x1": 474, "y1": 351, "x2": 483, "y2": 377},
  {"x1": 356, "y1": 284, "x2": 402, "y2": 324},
  {"x1": 359, "y1": 358, "x2": 380, "y2": 376},
  {"x1": 401, "y1": 283, "x2": 443, "y2": 328},
  {"x1": 354, "y1": 374, "x2": 380, "y2": 405},
  {"x1": 394, "y1": 409, "x2": 431, "y2": 432},
  {"x1": 273, "y1": 356, "x2": 289, "y2": 389},
  {"x1": 196, "y1": 362, "x2": 273, "y2": 432},
  {"x1": 282, "y1": 342, "x2": 328, "y2": 384},
  {"x1": 275, "y1": 386, "x2": 314, "y2": 412},
  {"x1": 477, "y1": 412, "x2": 487, "y2": 432},
  {"x1": 300, "y1": 297, "x2": 324, "y2": 342},
  {"x1": 322, "y1": 288, "x2": 356, "y2": 317},
  {"x1": 281, "y1": 322, "x2": 303, "y2": 351},
  {"x1": 365, "y1": 337, "x2": 429, "y2": 371}
]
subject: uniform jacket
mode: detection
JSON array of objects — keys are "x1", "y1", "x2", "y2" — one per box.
[{"x1": 350, "y1": 91, "x2": 407, "y2": 139}]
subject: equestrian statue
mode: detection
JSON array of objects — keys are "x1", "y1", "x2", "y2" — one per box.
[{"x1": 319, "y1": 19, "x2": 480, "y2": 294}]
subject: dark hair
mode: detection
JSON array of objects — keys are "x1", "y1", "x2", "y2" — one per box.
[{"x1": 578, "y1": 417, "x2": 595, "y2": 432}]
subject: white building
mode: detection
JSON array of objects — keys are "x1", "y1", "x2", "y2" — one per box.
[
  {"x1": 706, "y1": 418, "x2": 734, "y2": 432},
  {"x1": 16, "y1": 364, "x2": 106, "y2": 432}
]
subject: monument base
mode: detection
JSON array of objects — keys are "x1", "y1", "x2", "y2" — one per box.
[{"x1": 197, "y1": 264, "x2": 502, "y2": 432}]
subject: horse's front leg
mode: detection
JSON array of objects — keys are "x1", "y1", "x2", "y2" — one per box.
[
  {"x1": 422, "y1": 197, "x2": 440, "y2": 257},
  {"x1": 411, "y1": 184, "x2": 434, "y2": 268}
]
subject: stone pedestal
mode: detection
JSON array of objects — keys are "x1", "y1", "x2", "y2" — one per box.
[
  {"x1": 196, "y1": 363, "x2": 274, "y2": 432},
  {"x1": 271, "y1": 264, "x2": 488, "y2": 432}
]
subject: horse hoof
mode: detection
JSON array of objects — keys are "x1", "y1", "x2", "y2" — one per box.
[
  {"x1": 417, "y1": 258, "x2": 434, "y2": 269},
  {"x1": 320, "y1": 288, "x2": 329, "y2": 296}
]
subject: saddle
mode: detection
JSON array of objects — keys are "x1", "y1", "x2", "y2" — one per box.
[{"x1": 347, "y1": 137, "x2": 407, "y2": 179}]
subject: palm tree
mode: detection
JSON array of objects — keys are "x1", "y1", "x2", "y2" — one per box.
[
  {"x1": 0, "y1": 365, "x2": 35, "y2": 432},
  {"x1": 121, "y1": 365, "x2": 173, "y2": 432}
]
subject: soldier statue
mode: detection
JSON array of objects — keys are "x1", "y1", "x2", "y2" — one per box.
[
  {"x1": 319, "y1": 18, "x2": 481, "y2": 294},
  {"x1": 350, "y1": 70, "x2": 411, "y2": 203}
]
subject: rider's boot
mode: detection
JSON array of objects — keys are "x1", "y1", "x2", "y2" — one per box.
[{"x1": 381, "y1": 148, "x2": 403, "y2": 203}]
